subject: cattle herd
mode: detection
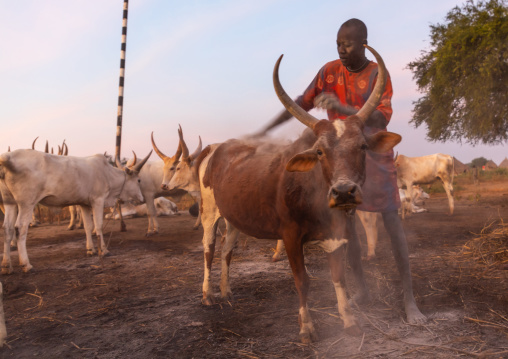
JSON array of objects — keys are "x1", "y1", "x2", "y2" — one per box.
[{"x1": 0, "y1": 47, "x2": 458, "y2": 348}]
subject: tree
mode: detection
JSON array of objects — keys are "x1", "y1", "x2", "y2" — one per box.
[
  {"x1": 408, "y1": 0, "x2": 508, "y2": 145},
  {"x1": 470, "y1": 156, "x2": 488, "y2": 168}
]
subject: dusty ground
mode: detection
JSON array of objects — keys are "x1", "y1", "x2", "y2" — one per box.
[{"x1": 1, "y1": 181, "x2": 508, "y2": 358}]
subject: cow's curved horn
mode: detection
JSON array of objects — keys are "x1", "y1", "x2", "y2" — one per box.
[
  {"x1": 133, "y1": 150, "x2": 152, "y2": 172},
  {"x1": 63, "y1": 142, "x2": 68, "y2": 156},
  {"x1": 273, "y1": 55, "x2": 319, "y2": 129},
  {"x1": 178, "y1": 125, "x2": 190, "y2": 160},
  {"x1": 355, "y1": 45, "x2": 387, "y2": 123},
  {"x1": 115, "y1": 155, "x2": 124, "y2": 169},
  {"x1": 58, "y1": 145, "x2": 62, "y2": 155},
  {"x1": 151, "y1": 132, "x2": 167, "y2": 160},
  {"x1": 126, "y1": 150, "x2": 138, "y2": 168},
  {"x1": 32, "y1": 137, "x2": 39, "y2": 150},
  {"x1": 189, "y1": 136, "x2": 202, "y2": 162}
]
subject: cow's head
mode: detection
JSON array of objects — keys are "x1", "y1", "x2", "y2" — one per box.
[
  {"x1": 151, "y1": 132, "x2": 183, "y2": 191},
  {"x1": 116, "y1": 150, "x2": 152, "y2": 203},
  {"x1": 274, "y1": 46, "x2": 401, "y2": 210},
  {"x1": 166, "y1": 125, "x2": 202, "y2": 193}
]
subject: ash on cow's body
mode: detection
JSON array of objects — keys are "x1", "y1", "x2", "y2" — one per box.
[{"x1": 0, "y1": 149, "x2": 150, "y2": 273}]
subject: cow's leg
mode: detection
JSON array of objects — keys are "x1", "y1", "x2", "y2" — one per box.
[
  {"x1": 201, "y1": 211, "x2": 220, "y2": 305},
  {"x1": 272, "y1": 239, "x2": 285, "y2": 262},
  {"x1": 15, "y1": 205, "x2": 35, "y2": 272},
  {"x1": 0, "y1": 282, "x2": 6, "y2": 347},
  {"x1": 382, "y1": 210, "x2": 426, "y2": 324},
  {"x1": 357, "y1": 211, "x2": 378, "y2": 260},
  {"x1": 441, "y1": 180, "x2": 454, "y2": 215},
  {"x1": 346, "y1": 213, "x2": 370, "y2": 304},
  {"x1": 2, "y1": 204, "x2": 17, "y2": 274},
  {"x1": 116, "y1": 203, "x2": 126, "y2": 232},
  {"x1": 80, "y1": 206, "x2": 96, "y2": 256},
  {"x1": 193, "y1": 210, "x2": 201, "y2": 230},
  {"x1": 219, "y1": 221, "x2": 239, "y2": 300},
  {"x1": 68, "y1": 205, "x2": 76, "y2": 230},
  {"x1": 327, "y1": 245, "x2": 362, "y2": 336},
  {"x1": 284, "y1": 233, "x2": 317, "y2": 343},
  {"x1": 145, "y1": 198, "x2": 158, "y2": 236},
  {"x1": 92, "y1": 205, "x2": 109, "y2": 257}
]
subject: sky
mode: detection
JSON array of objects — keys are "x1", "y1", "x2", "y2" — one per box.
[{"x1": 1, "y1": 0, "x2": 506, "y2": 165}]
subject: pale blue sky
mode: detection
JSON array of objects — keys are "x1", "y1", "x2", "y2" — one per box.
[{"x1": 1, "y1": 0, "x2": 506, "y2": 165}]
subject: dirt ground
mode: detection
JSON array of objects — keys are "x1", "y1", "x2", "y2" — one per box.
[{"x1": 1, "y1": 181, "x2": 508, "y2": 358}]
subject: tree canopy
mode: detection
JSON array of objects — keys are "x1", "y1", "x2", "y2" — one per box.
[{"x1": 408, "y1": 0, "x2": 508, "y2": 145}]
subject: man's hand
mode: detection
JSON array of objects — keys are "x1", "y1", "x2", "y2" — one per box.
[{"x1": 314, "y1": 93, "x2": 347, "y2": 114}]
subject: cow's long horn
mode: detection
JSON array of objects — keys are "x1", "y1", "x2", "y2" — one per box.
[
  {"x1": 355, "y1": 45, "x2": 387, "y2": 123},
  {"x1": 178, "y1": 125, "x2": 190, "y2": 160},
  {"x1": 133, "y1": 150, "x2": 152, "y2": 172},
  {"x1": 115, "y1": 155, "x2": 124, "y2": 169},
  {"x1": 63, "y1": 142, "x2": 68, "y2": 156},
  {"x1": 273, "y1": 55, "x2": 319, "y2": 129},
  {"x1": 58, "y1": 145, "x2": 63, "y2": 155},
  {"x1": 189, "y1": 136, "x2": 202, "y2": 162},
  {"x1": 151, "y1": 132, "x2": 168, "y2": 160},
  {"x1": 45, "y1": 141, "x2": 49, "y2": 153},
  {"x1": 8, "y1": 146, "x2": 11, "y2": 152},
  {"x1": 32, "y1": 137, "x2": 39, "y2": 150}
]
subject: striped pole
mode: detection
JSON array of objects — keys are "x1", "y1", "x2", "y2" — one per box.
[
  {"x1": 115, "y1": 0, "x2": 129, "y2": 162},
  {"x1": 115, "y1": 0, "x2": 129, "y2": 232}
]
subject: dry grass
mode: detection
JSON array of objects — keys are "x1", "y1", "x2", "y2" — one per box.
[{"x1": 460, "y1": 220, "x2": 508, "y2": 268}]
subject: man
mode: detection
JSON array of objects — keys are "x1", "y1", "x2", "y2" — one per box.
[{"x1": 258, "y1": 18, "x2": 426, "y2": 324}]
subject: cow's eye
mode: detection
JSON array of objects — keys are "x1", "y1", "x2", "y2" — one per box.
[
  {"x1": 316, "y1": 149, "x2": 323, "y2": 156},
  {"x1": 138, "y1": 179, "x2": 141, "y2": 183}
]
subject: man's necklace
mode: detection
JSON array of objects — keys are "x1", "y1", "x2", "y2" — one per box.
[{"x1": 346, "y1": 58, "x2": 369, "y2": 73}]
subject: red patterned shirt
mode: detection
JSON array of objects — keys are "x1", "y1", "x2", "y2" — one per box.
[{"x1": 295, "y1": 60, "x2": 400, "y2": 212}]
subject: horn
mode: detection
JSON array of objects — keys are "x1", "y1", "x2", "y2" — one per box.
[
  {"x1": 189, "y1": 136, "x2": 202, "y2": 162},
  {"x1": 126, "y1": 150, "x2": 137, "y2": 168},
  {"x1": 8, "y1": 146, "x2": 11, "y2": 152},
  {"x1": 178, "y1": 125, "x2": 190, "y2": 160},
  {"x1": 355, "y1": 45, "x2": 387, "y2": 123},
  {"x1": 45, "y1": 141, "x2": 49, "y2": 153},
  {"x1": 63, "y1": 142, "x2": 68, "y2": 156},
  {"x1": 273, "y1": 55, "x2": 319, "y2": 129},
  {"x1": 32, "y1": 136, "x2": 39, "y2": 150},
  {"x1": 151, "y1": 131, "x2": 168, "y2": 160},
  {"x1": 133, "y1": 150, "x2": 152, "y2": 172},
  {"x1": 394, "y1": 151, "x2": 398, "y2": 161},
  {"x1": 51, "y1": 147, "x2": 54, "y2": 154},
  {"x1": 58, "y1": 145, "x2": 63, "y2": 155},
  {"x1": 115, "y1": 154, "x2": 124, "y2": 169}
]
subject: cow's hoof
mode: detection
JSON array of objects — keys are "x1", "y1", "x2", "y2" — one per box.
[
  {"x1": 201, "y1": 296, "x2": 215, "y2": 306},
  {"x1": 99, "y1": 251, "x2": 111, "y2": 258},
  {"x1": 299, "y1": 330, "x2": 318, "y2": 344},
  {"x1": 221, "y1": 292, "x2": 234, "y2": 302},
  {"x1": 271, "y1": 254, "x2": 282, "y2": 262},
  {"x1": 145, "y1": 232, "x2": 153, "y2": 238},
  {"x1": 68, "y1": 225, "x2": 75, "y2": 231},
  {"x1": 192, "y1": 225, "x2": 200, "y2": 230},
  {"x1": 1, "y1": 266, "x2": 13, "y2": 275},
  {"x1": 86, "y1": 250, "x2": 96, "y2": 257},
  {"x1": 21, "y1": 264, "x2": 33, "y2": 273},
  {"x1": 345, "y1": 325, "x2": 363, "y2": 337}
]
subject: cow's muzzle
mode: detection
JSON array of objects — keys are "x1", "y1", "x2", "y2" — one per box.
[{"x1": 328, "y1": 182, "x2": 363, "y2": 209}]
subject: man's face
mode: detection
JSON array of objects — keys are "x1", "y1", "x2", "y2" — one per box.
[{"x1": 336, "y1": 25, "x2": 365, "y2": 69}]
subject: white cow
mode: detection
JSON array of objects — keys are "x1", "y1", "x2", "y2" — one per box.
[
  {"x1": 395, "y1": 153, "x2": 454, "y2": 215},
  {"x1": 105, "y1": 197, "x2": 178, "y2": 220},
  {"x1": 150, "y1": 131, "x2": 202, "y2": 233},
  {"x1": 0, "y1": 149, "x2": 151, "y2": 273}
]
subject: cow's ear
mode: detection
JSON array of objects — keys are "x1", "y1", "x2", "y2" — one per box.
[
  {"x1": 366, "y1": 132, "x2": 401, "y2": 154},
  {"x1": 286, "y1": 149, "x2": 318, "y2": 172},
  {"x1": 124, "y1": 167, "x2": 133, "y2": 176}
]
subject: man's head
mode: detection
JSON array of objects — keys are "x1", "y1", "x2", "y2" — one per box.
[{"x1": 336, "y1": 18, "x2": 368, "y2": 70}]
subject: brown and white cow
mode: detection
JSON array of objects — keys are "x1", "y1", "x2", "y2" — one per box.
[
  {"x1": 0, "y1": 149, "x2": 151, "y2": 273},
  {"x1": 395, "y1": 153, "x2": 454, "y2": 215},
  {"x1": 191, "y1": 47, "x2": 400, "y2": 342}
]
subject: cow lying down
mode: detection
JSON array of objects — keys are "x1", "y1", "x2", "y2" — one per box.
[{"x1": 106, "y1": 197, "x2": 178, "y2": 220}]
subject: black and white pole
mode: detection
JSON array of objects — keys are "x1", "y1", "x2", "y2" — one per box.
[
  {"x1": 115, "y1": 0, "x2": 129, "y2": 232},
  {"x1": 115, "y1": 0, "x2": 128, "y2": 162}
]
